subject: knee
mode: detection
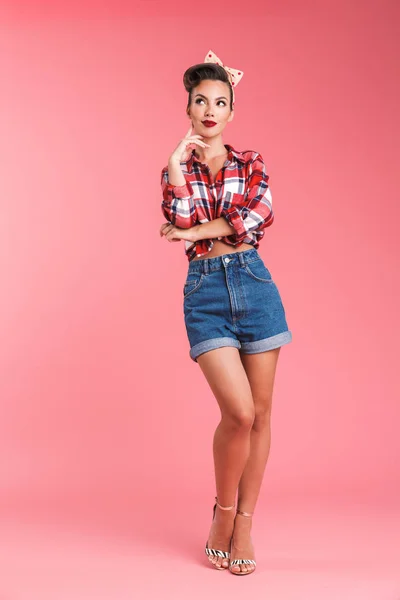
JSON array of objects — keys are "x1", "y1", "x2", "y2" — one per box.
[
  {"x1": 223, "y1": 407, "x2": 255, "y2": 432},
  {"x1": 253, "y1": 401, "x2": 272, "y2": 430}
]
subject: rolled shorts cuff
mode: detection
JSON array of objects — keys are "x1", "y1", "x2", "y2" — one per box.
[
  {"x1": 240, "y1": 330, "x2": 293, "y2": 354},
  {"x1": 189, "y1": 337, "x2": 241, "y2": 362}
]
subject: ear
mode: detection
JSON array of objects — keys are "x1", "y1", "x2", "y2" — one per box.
[{"x1": 228, "y1": 110, "x2": 234, "y2": 123}]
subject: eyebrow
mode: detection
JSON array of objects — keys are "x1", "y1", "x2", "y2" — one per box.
[{"x1": 194, "y1": 93, "x2": 228, "y2": 101}]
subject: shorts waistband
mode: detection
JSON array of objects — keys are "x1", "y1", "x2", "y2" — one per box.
[{"x1": 187, "y1": 248, "x2": 261, "y2": 275}]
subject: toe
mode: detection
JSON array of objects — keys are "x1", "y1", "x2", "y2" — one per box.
[
  {"x1": 241, "y1": 564, "x2": 248, "y2": 573},
  {"x1": 231, "y1": 563, "x2": 240, "y2": 573},
  {"x1": 222, "y1": 558, "x2": 229, "y2": 568},
  {"x1": 216, "y1": 556, "x2": 223, "y2": 568}
]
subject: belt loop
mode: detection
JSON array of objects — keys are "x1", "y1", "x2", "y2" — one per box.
[
  {"x1": 239, "y1": 252, "x2": 245, "y2": 267},
  {"x1": 203, "y1": 259, "x2": 209, "y2": 275}
]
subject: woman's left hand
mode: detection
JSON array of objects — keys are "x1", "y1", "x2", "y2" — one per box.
[{"x1": 160, "y1": 223, "x2": 198, "y2": 243}]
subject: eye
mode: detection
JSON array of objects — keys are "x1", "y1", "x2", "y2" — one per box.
[{"x1": 195, "y1": 99, "x2": 226, "y2": 106}]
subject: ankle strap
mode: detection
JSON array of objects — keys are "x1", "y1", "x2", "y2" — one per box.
[
  {"x1": 236, "y1": 508, "x2": 253, "y2": 517},
  {"x1": 215, "y1": 496, "x2": 235, "y2": 511}
]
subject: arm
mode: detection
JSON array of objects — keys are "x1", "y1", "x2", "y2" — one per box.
[
  {"x1": 222, "y1": 153, "x2": 274, "y2": 244},
  {"x1": 192, "y1": 216, "x2": 236, "y2": 241},
  {"x1": 161, "y1": 160, "x2": 198, "y2": 229}
]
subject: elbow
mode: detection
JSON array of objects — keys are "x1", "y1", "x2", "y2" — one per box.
[
  {"x1": 174, "y1": 215, "x2": 197, "y2": 229},
  {"x1": 161, "y1": 185, "x2": 197, "y2": 228},
  {"x1": 247, "y1": 203, "x2": 274, "y2": 233},
  {"x1": 225, "y1": 209, "x2": 274, "y2": 242},
  {"x1": 223, "y1": 208, "x2": 247, "y2": 243},
  {"x1": 161, "y1": 203, "x2": 196, "y2": 228},
  {"x1": 258, "y1": 210, "x2": 274, "y2": 230},
  {"x1": 161, "y1": 202, "x2": 173, "y2": 223},
  {"x1": 171, "y1": 217, "x2": 194, "y2": 229},
  {"x1": 263, "y1": 209, "x2": 274, "y2": 228}
]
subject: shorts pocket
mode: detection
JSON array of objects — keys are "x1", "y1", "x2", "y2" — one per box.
[
  {"x1": 244, "y1": 259, "x2": 273, "y2": 283},
  {"x1": 183, "y1": 272, "x2": 205, "y2": 298}
]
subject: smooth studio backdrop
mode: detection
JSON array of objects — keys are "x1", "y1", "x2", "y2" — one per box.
[{"x1": 0, "y1": 0, "x2": 399, "y2": 535}]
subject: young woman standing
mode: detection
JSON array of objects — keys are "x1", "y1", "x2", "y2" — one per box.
[{"x1": 160, "y1": 51, "x2": 293, "y2": 575}]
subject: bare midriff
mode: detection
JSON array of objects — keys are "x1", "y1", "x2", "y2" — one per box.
[{"x1": 192, "y1": 239, "x2": 255, "y2": 261}]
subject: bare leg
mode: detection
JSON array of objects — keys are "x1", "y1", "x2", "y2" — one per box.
[
  {"x1": 197, "y1": 346, "x2": 255, "y2": 568},
  {"x1": 230, "y1": 347, "x2": 281, "y2": 573}
]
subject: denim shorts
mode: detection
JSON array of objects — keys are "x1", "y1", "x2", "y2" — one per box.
[{"x1": 183, "y1": 248, "x2": 293, "y2": 363}]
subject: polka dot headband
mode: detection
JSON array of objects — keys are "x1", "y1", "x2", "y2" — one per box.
[{"x1": 204, "y1": 49, "x2": 244, "y2": 106}]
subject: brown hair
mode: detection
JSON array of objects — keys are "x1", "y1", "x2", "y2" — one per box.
[{"x1": 183, "y1": 63, "x2": 234, "y2": 113}]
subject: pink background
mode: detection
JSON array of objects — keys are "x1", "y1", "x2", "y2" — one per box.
[{"x1": 0, "y1": 0, "x2": 399, "y2": 597}]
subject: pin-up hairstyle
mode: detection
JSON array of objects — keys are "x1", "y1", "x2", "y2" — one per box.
[{"x1": 183, "y1": 63, "x2": 234, "y2": 113}]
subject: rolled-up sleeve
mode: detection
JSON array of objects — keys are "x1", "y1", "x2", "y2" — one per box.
[
  {"x1": 223, "y1": 154, "x2": 274, "y2": 244},
  {"x1": 160, "y1": 167, "x2": 197, "y2": 228}
]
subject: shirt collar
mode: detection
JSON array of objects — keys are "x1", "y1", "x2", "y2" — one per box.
[{"x1": 184, "y1": 143, "x2": 246, "y2": 174}]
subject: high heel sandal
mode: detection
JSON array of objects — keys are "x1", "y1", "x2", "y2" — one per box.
[
  {"x1": 205, "y1": 496, "x2": 236, "y2": 570},
  {"x1": 229, "y1": 508, "x2": 257, "y2": 575}
]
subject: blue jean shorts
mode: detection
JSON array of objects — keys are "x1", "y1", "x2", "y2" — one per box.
[{"x1": 183, "y1": 248, "x2": 293, "y2": 363}]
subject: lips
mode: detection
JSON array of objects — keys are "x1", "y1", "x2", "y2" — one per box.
[{"x1": 202, "y1": 120, "x2": 217, "y2": 127}]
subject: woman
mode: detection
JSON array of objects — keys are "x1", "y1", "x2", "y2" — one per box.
[{"x1": 159, "y1": 52, "x2": 293, "y2": 575}]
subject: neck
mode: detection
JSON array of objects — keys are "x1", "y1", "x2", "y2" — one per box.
[{"x1": 193, "y1": 136, "x2": 227, "y2": 162}]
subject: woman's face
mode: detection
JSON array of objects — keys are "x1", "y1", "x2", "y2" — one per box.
[{"x1": 188, "y1": 79, "x2": 234, "y2": 136}]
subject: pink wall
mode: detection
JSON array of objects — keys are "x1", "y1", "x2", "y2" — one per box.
[{"x1": 0, "y1": 0, "x2": 399, "y2": 525}]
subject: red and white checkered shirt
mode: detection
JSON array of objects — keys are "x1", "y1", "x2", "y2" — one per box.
[{"x1": 160, "y1": 143, "x2": 274, "y2": 262}]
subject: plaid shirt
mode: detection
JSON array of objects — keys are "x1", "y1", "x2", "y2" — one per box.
[{"x1": 160, "y1": 143, "x2": 274, "y2": 262}]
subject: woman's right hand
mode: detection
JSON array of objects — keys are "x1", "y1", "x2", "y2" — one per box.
[{"x1": 168, "y1": 123, "x2": 211, "y2": 163}]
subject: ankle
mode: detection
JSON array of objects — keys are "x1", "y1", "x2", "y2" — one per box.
[
  {"x1": 236, "y1": 511, "x2": 253, "y2": 519},
  {"x1": 215, "y1": 496, "x2": 236, "y2": 511},
  {"x1": 216, "y1": 504, "x2": 235, "y2": 519},
  {"x1": 234, "y1": 511, "x2": 253, "y2": 531}
]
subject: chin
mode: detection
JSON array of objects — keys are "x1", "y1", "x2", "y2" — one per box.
[{"x1": 203, "y1": 125, "x2": 223, "y2": 133}]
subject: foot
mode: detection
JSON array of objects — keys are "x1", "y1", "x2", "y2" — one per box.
[
  {"x1": 206, "y1": 503, "x2": 236, "y2": 569},
  {"x1": 229, "y1": 512, "x2": 256, "y2": 574}
]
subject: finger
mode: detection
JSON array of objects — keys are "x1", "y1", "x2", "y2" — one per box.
[
  {"x1": 192, "y1": 140, "x2": 211, "y2": 147},
  {"x1": 161, "y1": 225, "x2": 172, "y2": 237}
]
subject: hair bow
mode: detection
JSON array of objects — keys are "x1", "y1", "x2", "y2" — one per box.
[{"x1": 203, "y1": 49, "x2": 244, "y2": 105}]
